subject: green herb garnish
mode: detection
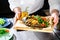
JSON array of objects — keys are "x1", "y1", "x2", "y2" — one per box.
[{"x1": 34, "y1": 15, "x2": 44, "y2": 23}]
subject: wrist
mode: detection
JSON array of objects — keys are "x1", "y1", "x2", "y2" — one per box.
[
  {"x1": 51, "y1": 13, "x2": 59, "y2": 20},
  {"x1": 13, "y1": 7, "x2": 21, "y2": 14},
  {"x1": 51, "y1": 9, "x2": 59, "y2": 16},
  {"x1": 51, "y1": 13, "x2": 59, "y2": 17}
]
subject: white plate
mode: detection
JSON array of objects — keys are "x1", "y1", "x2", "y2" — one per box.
[{"x1": 0, "y1": 28, "x2": 13, "y2": 40}]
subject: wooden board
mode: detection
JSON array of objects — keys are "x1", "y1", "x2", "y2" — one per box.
[{"x1": 13, "y1": 16, "x2": 54, "y2": 33}]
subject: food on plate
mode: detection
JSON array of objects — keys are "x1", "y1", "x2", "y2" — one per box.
[
  {"x1": 21, "y1": 11, "x2": 28, "y2": 19},
  {"x1": 20, "y1": 7, "x2": 29, "y2": 20},
  {"x1": 19, "y1": 11, "x2": 28, "y2": 20},
  {"x1": 0, "y1": 18, "x2": 5, "y2": 25},
  {"x1": 25, "y1": 15, "x2": 50, "y2": 29},
  {"x1": 0, "y1": 28, "x2": 9, "y2": 37}
]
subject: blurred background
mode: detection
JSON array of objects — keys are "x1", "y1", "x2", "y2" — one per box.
[{"x1": 0, "y1": 0, "x2": 15, "y2": 18}]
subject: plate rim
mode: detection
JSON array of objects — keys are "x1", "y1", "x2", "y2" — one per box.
[{"x1": 0, "y1": 18, "x2": 11, "y2": 28}]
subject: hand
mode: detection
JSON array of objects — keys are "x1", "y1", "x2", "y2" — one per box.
[
  {"x1": 13, "y1": 7, "x2": 22, "y2": 24},
  {"x1": 51, "y1": 13, "x2": 59, "y2": 26},
  {"x1": 14, "y1": 12, "x2": 22, "y2": 23}
]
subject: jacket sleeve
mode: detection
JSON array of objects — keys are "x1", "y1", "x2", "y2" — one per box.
[
  {"x1": 8, "y1": 0, "x2": 20, "y2": 11},
  {"x1": 48, "y1": 0, "x2": 60, "y2": 15}
]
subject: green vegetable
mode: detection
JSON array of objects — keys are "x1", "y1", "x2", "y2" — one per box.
[
  {"x1": 38, "y1": 17, "x2": 44, "y2": 23},
  {"x1": 44, "y1": 21, "x2": 49, "y2": 27},
  {"x1": 34, "y1": 15, "x2": 49, "y2": 27},
  {"x1": 34, "y1": 15, "x2": 44, "y2": 23},
  {"x1": 0, "y1": 28, "x2": 9, "y2": 37},
  {"x1": 0, "y1": 18, "x2": 5, "y2": 25}
]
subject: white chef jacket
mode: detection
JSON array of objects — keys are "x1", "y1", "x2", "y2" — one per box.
[{"x1": 8, "y1": 0, "x2": 60, "y2": 14}]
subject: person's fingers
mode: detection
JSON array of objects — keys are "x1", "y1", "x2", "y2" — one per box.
[
  {"x1": 13, "y1": 16, "x2": 18, "y2": 24},
  {"x1": 53, "y1": 15, "x2": 58, "y2": 23},
  {"x1": 15, "y1": 13, "x2": 19, "y2": 19},
  {"x1": 53, "y1": 16, "x2": 59, "y2": 26},
  {"x1": 13, "y1": 14, "x2": 18, "y2": 24},
  {"x1": 51, "y1": 13, "x2": 59, "y2": 27},
  {"x1": 16, "y1": 12, "x2": 22, "y2": 19},
  {"x1": 14, "y1": 12, "x2": 22, "y2": 24},
  {"x1": 15, "y1": 13, "x2": 20, "y2": 20}
]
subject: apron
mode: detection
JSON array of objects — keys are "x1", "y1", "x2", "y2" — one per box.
[{"x1": 30, "y1": 0, "x2": 49, "y2": 16}]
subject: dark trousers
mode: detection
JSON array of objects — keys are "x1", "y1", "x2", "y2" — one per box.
[
  {"x1": 30, "y1": 9, "x2": 48, "y2": 16},
  {"x1": 0, "y1": 12, "x2": 15, "y2": 18}
]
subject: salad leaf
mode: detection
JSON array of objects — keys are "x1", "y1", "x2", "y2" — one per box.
[{"x1": 0, "y1": 18, "x2": 5, "y2": 25}]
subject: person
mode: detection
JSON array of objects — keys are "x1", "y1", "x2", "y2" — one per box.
[{"x1": 8, "y1": 0, "x2": 60, "y2": 26}]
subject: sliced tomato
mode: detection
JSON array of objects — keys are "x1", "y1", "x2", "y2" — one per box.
[
  {"x1": 40, "y1": 24, "x2": 46, "y2": 27},
  {"x1": 41, "y1": 18, "x2": 46, "y2": 21}
]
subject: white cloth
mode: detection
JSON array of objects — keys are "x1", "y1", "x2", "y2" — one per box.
[
  {"x1": 48, "y1": 0, "x2": 60, "y2": 14},
  {"x1": 8, "y1": 0, "x2": 60, "y2": 14}
]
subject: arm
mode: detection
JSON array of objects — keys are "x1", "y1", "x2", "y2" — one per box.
[
  {"x1": 48, "y1": 0, "x2": 60, "y2": 26},
  {"x1": 8, "y1": 0, "x2": 22, "y2": 23},
  {"x1": 8, "y1": 0, "x2": 21, "y2": 13}
]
